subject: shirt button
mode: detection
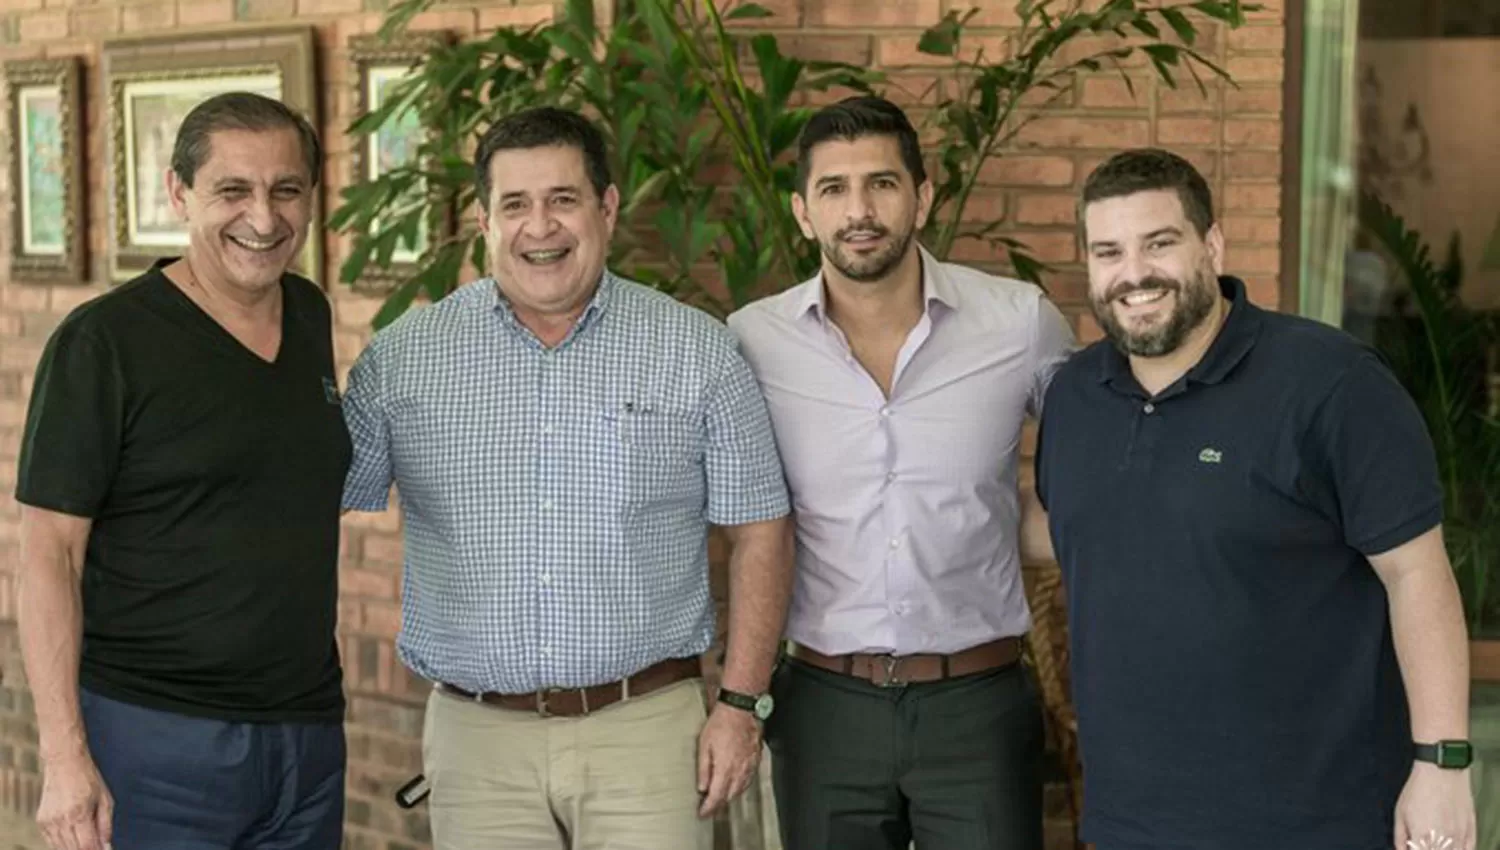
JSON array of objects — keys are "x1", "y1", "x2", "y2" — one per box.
[
  {"x1": 889, "y1": 538, "x2": 901, "y2": 550},
  {"x1": 886, "y1": 472, "x2": 897, "y2": 482},
  {"x1": 539, "y1": 573, "x2": 551, "y2": 585},
  {"x1": 541, "y1": 423, "x2": 554, "y2": 435},
  {"x1": 541, "y1": 499, "x2": 554, "y2": 510},
  {"x1": 540, "y1": 645, "x2": 552, "y2": 656},
  {"x1": 1143, "y1": 403, "x2": 1156, "y2": 414},
  {"x1": 880, "y1": 407, "x2": 891, "y2": 418},
  {"x1": 894, "y1": 602, "x2": 910, "y2": 616}
]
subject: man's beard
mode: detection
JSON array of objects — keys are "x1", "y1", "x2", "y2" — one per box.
[
  {"x1": 1090, "y1": 268, "x2": 1219, "y2": 358},
  {"x1": 820, "y1": 219, "x2": 914, "y2": 283}
]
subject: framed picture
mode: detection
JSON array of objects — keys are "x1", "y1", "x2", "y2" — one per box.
[
  {"x1": 4, "y1": 58, "x2": 85, "y2": 282},
  {"x1": 101, "y1": 27, "x2": 321, "y2": 284},
  {"x1": 349, "y1": 31, "x2": 452, "y2": 293}
]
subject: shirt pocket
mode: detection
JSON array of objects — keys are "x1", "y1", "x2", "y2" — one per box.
[{"x1": 600, "y1": 404, "x2": 704, "y2": 511}]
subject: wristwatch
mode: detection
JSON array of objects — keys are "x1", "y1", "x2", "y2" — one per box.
[
  {"x1": 1413, "y1": 740, "x2": 1473, "y2": 769},
  {"x1": 717, "y1": 687, "x2": 774, "y2": 721}
]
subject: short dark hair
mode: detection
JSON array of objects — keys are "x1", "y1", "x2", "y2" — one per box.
[
  {"x1": 795, "y1": 95, "x2": 927, "y2": 194},
  {"x1": 1081, "y1": 148, "x2": 1215, "y2": 236},
  {"x1": 474, "y1": 107, "x2": 612, "y2": 210},
  {"x1": 171, "y1": 92, "x2": 322, "y2": 188}
]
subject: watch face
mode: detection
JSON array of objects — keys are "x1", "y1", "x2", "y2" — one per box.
[
  {"x1": 754, "y1": 693, "x2": 775, "y2": 720},
  {"x1": 1437, "y1": 741, "x2": 1473, "y2": 768}
]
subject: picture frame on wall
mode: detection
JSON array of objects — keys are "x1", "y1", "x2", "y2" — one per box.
[
  {"x1": 349, "y1": 31, "x2": 452, "y2": 294},
  {"x1": 4, "y1": 58, "x2": 86, "y2": 283},
  {"x1": 101, "y1": 27, "x2": 321, "y2": 284}
]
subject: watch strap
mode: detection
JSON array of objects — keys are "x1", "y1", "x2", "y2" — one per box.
[{"x1": 1413, "y1": 740, "x2": 1473, "y2": 769}]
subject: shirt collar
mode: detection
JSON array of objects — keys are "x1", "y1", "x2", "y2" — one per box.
[
  {"x1": 486, "y1": 268, "x2": 617, "y2": 341},
  {"x1": 1099, "y1": 275, "x2": 1263, "y2": 391},
  {"x1": 796, "y1": 244, "x2": 958, "y2": 325}
]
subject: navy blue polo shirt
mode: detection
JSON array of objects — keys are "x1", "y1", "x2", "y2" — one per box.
[{"x1": 1035, "y1": 276, "x2": 1442, "y2": 849}]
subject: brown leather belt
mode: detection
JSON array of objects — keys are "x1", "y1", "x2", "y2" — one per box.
[
  {"x1": 787, "y1": 636, "x2": 1023, "y2": 688},
  {"x1": 438, "y1": 656, "x2": 700, "y2": 717}
]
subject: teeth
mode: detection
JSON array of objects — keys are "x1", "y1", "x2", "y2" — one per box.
[
  {"x1": 1122, "y1": 289, "x2": 1169, "y2": 306},
  {"x1": 523, "y1": 249, "x2": 569, "y2": 264},
  {"x1": 229, "y1": 235, "x2": 280, "y2": 252},
  {"x1": 845, "y1": 232, "x2": 881, "y2": 242}
]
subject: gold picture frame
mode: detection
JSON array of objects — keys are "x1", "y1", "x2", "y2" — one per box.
[
  {"x1": 101, "y1": 27, "x2": 322, "y2": 284},
  {"x1": 348, "y1": 31, "x2": 452, "y2": 294},
  {"x1": 4, "y1": 58, "x2": 86, "y2": 283}
]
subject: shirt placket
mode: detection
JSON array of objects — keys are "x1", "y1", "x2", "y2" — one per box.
[{"x1": 532, "y1": 343, "x2": 562, "y2": 688}]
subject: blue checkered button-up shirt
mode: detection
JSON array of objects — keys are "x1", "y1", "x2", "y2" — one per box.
[{"x1": 341, "y1": 272, "x2": 790, "y2": 694}]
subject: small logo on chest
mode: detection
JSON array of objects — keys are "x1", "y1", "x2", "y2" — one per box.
[
  {"x1": 1198, "y1": 447, "x2": 1223, "y2": 464},
  {"x1": 322, "y1": 377, "x2": 342, "y2": 405}
]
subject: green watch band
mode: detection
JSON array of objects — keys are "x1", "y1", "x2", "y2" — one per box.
[
  {"x1": 717, "y1": 687, "x2": 774, "y2": 721},
  {"x1": 1413, "y1": 740, "x2": 1473, "y2": 769}
]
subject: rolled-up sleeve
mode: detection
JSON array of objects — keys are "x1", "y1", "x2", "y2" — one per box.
[
  {"x1": 341, "y1": 339, "x2": 394, "y2": 512},
  {"x1": 702, "y1": 344, "x2": 790, "y2": 527}
]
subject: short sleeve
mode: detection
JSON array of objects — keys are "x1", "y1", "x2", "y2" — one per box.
[
  {"x1": 1034, "y1": 386, "x2": 1055, "y2": 511},
  {"x1": 1306, "y1": 355, "x2": 1444, "y2": 556},
  {"x1": 1028, "y1": 295, "x2": 1077, "y2": 419},
  {"x1": 15, "y1": 324, "x2": 125, "y2": 518},
  {"x1": 702, "y1": 344, "x2": 791, "y2": 527},
  {"x1": 340, "y1": 340, "x2": 394, "y2": 511}
]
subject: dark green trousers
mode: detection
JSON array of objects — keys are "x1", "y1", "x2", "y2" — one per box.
[{"x1": 765, "y1": 656, "x2": 1044, "y2": 850}]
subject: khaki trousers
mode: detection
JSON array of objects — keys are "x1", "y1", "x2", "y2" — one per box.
[{"x1": 422, "y1": 677, "x2": 713, "y2": 850}]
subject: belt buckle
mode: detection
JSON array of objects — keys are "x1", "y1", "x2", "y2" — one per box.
[
  {"x1": 871, "y1": 655, "x2": 906, "y2": 688},
  {"x1": 536, "y1": 687, "x2": 590, "y2": 718}
]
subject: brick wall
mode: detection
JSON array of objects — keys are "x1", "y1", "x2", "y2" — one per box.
[{"x1": 0, "y1": 1, "x2": 1289, "y2": 848}]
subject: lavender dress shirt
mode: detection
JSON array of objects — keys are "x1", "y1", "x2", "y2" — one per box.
[{"x1": 727, "y1": 247, "x2": 1076, "y2": 655}]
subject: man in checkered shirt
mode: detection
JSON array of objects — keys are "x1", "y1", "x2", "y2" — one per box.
[{"x1": 340, "y1": 107, "x2": 794, "y2": 850}]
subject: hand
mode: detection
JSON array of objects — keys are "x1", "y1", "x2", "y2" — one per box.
[
  {"x1": 1394, "y1": 762, "x2": 1475, "y2": 850},
  {"x1": 695, "y1": 702, "x2": 762, "y2": 818},
  {"x1": 36, "y1": 749, "x2": 113, "y2": 850}
]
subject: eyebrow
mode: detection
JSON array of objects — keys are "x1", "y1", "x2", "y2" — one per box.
[
  {"x1": 813, "y1": 170, "x2": 903, "y2": 190},
  {"x1": 210, "y1": 175, "x2": 307, "y2": 190}
]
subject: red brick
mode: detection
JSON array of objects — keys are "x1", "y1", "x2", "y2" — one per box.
[
  {"x1": 1225, "y1": 84, "x2": 1281, "y2": 114},
  {"x1": 296, "y1": 0, "x2": 360, "y2": 15},
  {"x1": 1042, "y1": 269, "x2": 1089, "y2": 305},
  {"x1": 1246, "y1": 275, "x2": 1281, "y2": 308},
  {"x1": 404, "y1": 7, "x2": 477, "y2": 33},
  {"x1": 1015, "y1": 193, "x2": 1077, "y2": 226},
  {"x1": 1158, "y1": 79, "x2": 1221, "y2": 113},
  {"x1": 1246, "y1": 0, "x2": 1283, "y2": 21},
  {"x1": 1057, "y1": 34, "x2": 1147, "y2": 67},
  {"x1": 1, "y1": 286, "x2": 48, "y2": 313},
  {"x1": 342, "y1": 568, "x2": 397, "y2": 600},
  {"x1": 360, "y1": 532, "x2": 404, "y2": 566},
  {"x1": 362, "y1": 602, "x2": 403, "y2": 637},
  {"x1": 1015, "y1": 117, "x2": 1150, "y2": 149},
  {"x1": 955, "y1": 190, "x2": 1006, "y2": 224},
  {"x1": 19, "y1": 10, "x2": 67, "y2": 39},
  {"x1": 0, "y1": 0, "x2": 44, "y2": 12},
  {"x1": 1229, "y1": 245, "x2": 1279, "y2": 273},
  {"x1": 869, "y1": 74, "x2": 943, "y2": 107},
  {"x1": 233, "y1": 0, "x2": 293, "y2": 20},
  {"x1": 1225, "y1": 150, "x2": 1282, "y2": 180},
  {"x1": 947, "y1": 2, "x2": 1020, "y2": 27},
  {"x1": 1156, "y1": 117, "x2": 1217, "y2": 145},
  {"x1": 1223, "y1": 183, "x2": 1281, "y2": 212},
  {"x1": 777, "y1": 34, "x2": 871, "y2": 65},
  {"x1": 979, "y1": 155, "x2": 1075, "y2": 187},
  {"x1": 0, "y1": 400, "x2": 24, "y2": 428},
  {"x1": 1226, "y1": 55, "x2": 1283, "y2": 82},
  {"x1": 69, "y1": 5, "x2": 118, "y2": 36},
  {"x1": 177, "y1": 0, "x2": 233, "y2": 25},
  {"x1": 1227, "y1": 24, "x2": 1285, "y2": 51},
  {"x1": 1224, "y1": 118, "x2": 1281, "y2": 147},
  {"x1": 476, "y1": 3, "x2": 552, "y2": 31},
  {"x1": 1079, "y1": 75, "x2": 1149, "y2": 109},
  {"x1": 953, "y1": 230, "x2": 1074, "y2": 264},
  {"x1": 879, "y1": 33, "x2": 1006, "y2": 67},
  {"x1": 1077, "y1": 311, "x2": 1104, "y2": 343},
  {"x1": 49, "y1": 286, "x2": 104, "y2": 315},
  {"x1": 806, "y1": 0, "x2": 941, "y2": 28},
  {"x1": 1221, "y1": 215, "x2": 1281, "y2": 243}
]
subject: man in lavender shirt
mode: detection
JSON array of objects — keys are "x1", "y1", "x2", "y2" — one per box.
[{"x1": 727, "y1": 95, "x2": 1075, "y2": 850}]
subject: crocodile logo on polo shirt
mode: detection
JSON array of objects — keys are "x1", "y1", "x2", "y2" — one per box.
[
  {"x1": 1198, "y1": 447, "x2": 1223, "y2": 464},
  {"x1": 322, "y1": 377, "x2": 342, "y2": 405}
]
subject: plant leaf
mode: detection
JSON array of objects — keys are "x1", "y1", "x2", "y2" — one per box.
[
  {"x1": 918, "y1": 10, "x2": 965, "y2": 58},
  {"x1": 725, "y1": 2, "x2": 774, "y2": 20},
  {"x1": 1160, "y1": 7, "x2": 1196, "y2": 44}
]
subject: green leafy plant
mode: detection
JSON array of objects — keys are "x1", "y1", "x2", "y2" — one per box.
[
  {"x1": 333, "y1": 0, "x2": 1256, "y2": 328},
  {"x1": 1359, "y1": 191, "x2": 1500, "y2": 631}
]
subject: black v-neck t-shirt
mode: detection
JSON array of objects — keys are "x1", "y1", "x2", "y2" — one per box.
[{"x1": 16, "y1": 260, "x2": 352, "y2": 722}]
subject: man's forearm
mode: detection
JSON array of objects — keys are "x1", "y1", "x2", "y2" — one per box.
[
  {"x1": 1386, "y1": 564, "x2": 1470, "y2": 741},
  {"x1": 17, "y1": 521, "x2": 89, "y2": 761},
  {"x1": 717, "y1": 517, "x2": 794, "y2": 696}
]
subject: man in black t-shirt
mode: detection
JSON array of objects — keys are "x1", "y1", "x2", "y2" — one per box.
[
  {"x1": 1032, "y1": 149, "x2": 1476, "y2": 850},
  {"x1": 15, "y1": 92, "x2": 350, "y2": 850}
]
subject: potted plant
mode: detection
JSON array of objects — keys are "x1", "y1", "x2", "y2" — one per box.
[{"x1": 1358, "y1": 191, "x2": 1500, "y2": 680}]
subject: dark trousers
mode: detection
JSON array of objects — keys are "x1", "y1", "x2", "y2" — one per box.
[
  {"x1": 81, "y1": 688, "x2": 345, "y2": 850},
  {"x1": 766, "y1": 656, "x2": 1044, "y2": 850}
]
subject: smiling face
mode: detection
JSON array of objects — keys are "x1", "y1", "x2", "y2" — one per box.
[
  {"x1": 793, "y1": 134, "x2": 932, "y2": 284},
  {"x1": 1083, "y1": 188, "x2": 1225, "y2": 357},
  {"x1": 477, "y1": 143, "x2": 618, "y2": 319},
  {"x1": 167, "y1": 127, "x2": 312, "y2": 295}
]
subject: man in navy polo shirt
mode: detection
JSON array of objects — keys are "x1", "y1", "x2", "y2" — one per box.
[{"x1": 1034, "y1": 148, "x2": 1476, "y2": 850}]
